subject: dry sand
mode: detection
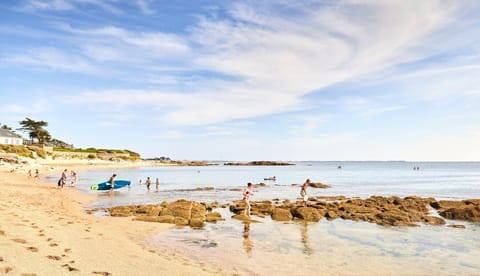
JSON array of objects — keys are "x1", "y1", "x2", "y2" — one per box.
[{"x1": 0, "y1": 169, "x2": 226, "y2": 275}]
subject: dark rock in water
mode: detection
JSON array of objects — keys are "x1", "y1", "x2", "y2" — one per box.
[
  {"x1": 271, "y1": 208, "x2": 292, "y2": 221},
  {"x1": 448, "y1": 224, "x2": 466, "y2": 229},
  {"x1": 422, "y1": 216, "x2": 446, "y2": 225},
  {"x1": 309, "y1": 182, "x2": 331, "y2": 189},
  {"x1": 224, "y1": 161, "x2": 294, "y2": 166}
]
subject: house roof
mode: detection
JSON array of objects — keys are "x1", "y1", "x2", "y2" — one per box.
[{"x1": 0, "y1": 128, "x2": 22, "y2": 138}]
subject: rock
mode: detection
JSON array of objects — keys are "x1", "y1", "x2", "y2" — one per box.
[
  {"x1": 232, "y1": 214, "x2": 259, "y2": 223},
  {"x1": 375, "y1": 210, "x2": 415, "y2": 227},
  {"x1": 157, "y1": 215, "x2": 175, "y2": 224},
  {"x1": 109, "y1": 206, "x2": 135, "y2": 217},
  {"x1": 174, "y1": 217, "x2": 189, "y2": 226},
  {"x1": 271, "y1": 208, "x2": 292, "y2": 221},
  {"x1": 292, "y1": 207, "x2": 322, "y2": 222},
  {"x1": 252, "y1": 201, "x2": 274, "y2": 214},
  {"x1": 309, "y1": 182, "x2": 331, "y2": 189},
  {"x1": 422, "y1": 216, "x2": 446, "y2": 225},
  {"x1": 439, "y1": 206, "x2": 480, "y2": 222},
  {"x1": 189, "y1": 217, "x2": 204, "y2": 228},
  {"x1": 325, "y1": 211, "x2": 338, "y2": 220},
  {"x1": 448, "y1": 224, "x2": 466, "y2": 229},
  {"x1": 206, "y1": 212, "x2": 224, "y2": 223}
]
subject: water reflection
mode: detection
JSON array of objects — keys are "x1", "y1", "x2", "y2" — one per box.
[
  {"x1": 243, "y1": 222, "x2": 253, "y2": 256},
  {"x1": 301, "y1": 222, "x2": 313, "y2": 255}
]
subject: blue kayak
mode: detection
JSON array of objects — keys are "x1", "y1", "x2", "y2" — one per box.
[{"x1": 90, "y1": 179, "x2": 131, "y2": 191}]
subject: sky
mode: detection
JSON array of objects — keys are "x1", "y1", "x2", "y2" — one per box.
[{"x1": 1, "y1": 0, "x2": 480, "y2": 161}]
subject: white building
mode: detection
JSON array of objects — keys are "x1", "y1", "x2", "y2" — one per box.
[{"x1": 0, "y1": 129, "x2": 23, "y2": 145}]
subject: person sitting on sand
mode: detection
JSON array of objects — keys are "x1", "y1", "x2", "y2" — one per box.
[
  {"x1": 243, "y1": 182, "x2": 254, "y2": 216},
  {"x1": 300, "y1": 179, "x2": 310, "y2": 206},
  {"x1": 109, "y1": 174, "x2": 116, "y2": 195}
]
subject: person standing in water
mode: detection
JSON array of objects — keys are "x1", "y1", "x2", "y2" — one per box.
[
  {"x1": 70, "y1": 170, "x2": 77, "y2": 186},
  {"x1": 146, "y1": 177, "x2": 152, "y2": 190},
  {"x1": 109, "y1": 174, "x2": 116, "y2": 196},
  {"x1": 243, "y1": 182, "x2": 254, "y2": 216},
  {"x1": 300, "y1": 179, "x2": 310, "y2": 207},
  {"x1": 155, "y1": 178, "x2": 160, "y2": 190}
]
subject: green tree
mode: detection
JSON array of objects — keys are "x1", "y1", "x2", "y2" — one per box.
[{"x1": 18, "y1": 118, "x2": 51, "y2": 144}]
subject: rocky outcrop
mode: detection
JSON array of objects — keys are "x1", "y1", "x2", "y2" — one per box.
[
  {"x1": 229, "y1": 196, "x2": 447, "y2": 227},
  {"x1": 108, "y1": 200, "x2": 222, "y2": 228},
  {"x1": 106, "y1": 196, "x2": 480, "y2": 229},
  {"x1": 224, "y1": 161, "x2": 294, "y2": 166},
  {"x1": 431, "y1": 199, "x2": 480, "y2": 222}
]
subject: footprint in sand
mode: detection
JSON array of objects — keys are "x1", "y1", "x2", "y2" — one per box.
[
  {"x1": 0, "y1": 230, "x2": 5, "y2": 236},
  {"x1": 49, "y1": 243, "x2": 58, "y2": 247},
  {"x1": 19, "y1": 273, "x2": 36, "y2": 276},
  {"x1": 46, "y1": 255, "x2": 61, "y2": 261},
  {"x1": 46, "y1": 238, "x2": 53, "y2": 242},
  {"x1": 0, "y1": 256, "x2": 4, "y2": 262},
  {"x1": 62, "y1": 263, "x2": 79, "y2": 272},
  {"x1": 64, "y1": 248, "x2": 71, "y2": 253},
  {"x1": 0, "y1": 267, "x2": 14, "y2": 273},
  {"x1": 12, "y1": 238, "x2": 27, "y2": 244},
  {"x1": 26, "y1": 246, "x2": 39, "y2": 252},
  {"x1": 93, "y1": 272, "x2": 112, "y2": 276}
]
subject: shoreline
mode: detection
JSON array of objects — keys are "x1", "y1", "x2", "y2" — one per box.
[{"x1": 0, "y1": 169, "x2": 225, "y2": 275}]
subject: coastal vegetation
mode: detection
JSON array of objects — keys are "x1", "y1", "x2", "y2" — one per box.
[{"x1": 1, "y1": 118, "x2": 141, "y2": 161}]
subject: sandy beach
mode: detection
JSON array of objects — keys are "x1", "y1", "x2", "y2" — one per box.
[{"x1": 0, "y1": 168, "x2": 224, "y2": 275}]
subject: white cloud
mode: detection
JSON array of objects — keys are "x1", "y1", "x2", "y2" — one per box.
[
  {"x1": 3, "y1": 47, "x2": 94, "y2": 72},
  {"x1": 135, "y1": 0, "x2": 155, "y2": 15}
]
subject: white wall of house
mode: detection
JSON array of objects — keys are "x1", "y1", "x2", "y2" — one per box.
[{"x1": 0, "y1": 136, "x2": 23, "y2": 145}]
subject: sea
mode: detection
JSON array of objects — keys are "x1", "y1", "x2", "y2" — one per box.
[{"x1": 47, "y1": 161, "x2": 480, "y2": 275}]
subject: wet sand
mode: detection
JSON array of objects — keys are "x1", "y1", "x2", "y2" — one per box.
[{"x1": 0, "y1": 170, "x2": 224, "y2": 275}]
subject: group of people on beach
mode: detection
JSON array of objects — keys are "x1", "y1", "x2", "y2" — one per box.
[
  {"x1": 56, "y1": 169, "x2": 77, "y2": 188},
  {"x1": 242, "y1": 178, "x2": 311, "y2": 217},
  {"x1": 140, "y1": 177, "x2": 160, "y2": 190}
]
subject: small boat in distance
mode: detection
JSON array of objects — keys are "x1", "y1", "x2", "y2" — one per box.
[{"x1": 264, "y1": 176, "x2": 277, "y2": 181}]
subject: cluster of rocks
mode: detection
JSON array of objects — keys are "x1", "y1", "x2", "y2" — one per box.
[
  {"x1": 431, "y1": 199, "x2": 480, "y2": 222},
  {"x1": 230, "y1": 195, "x2": 477, "y2": 227},
  {"x1": 108, "y1": 200, "x2": 224, "y2": 228},
  {"x1": 106, "y1": 196, "x2": 480, "y2": 229},
  {"x1": 223, "y1": 161, "x2": 294, "y2": 166}
]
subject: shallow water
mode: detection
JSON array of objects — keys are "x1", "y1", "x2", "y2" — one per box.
[
  {"x1": 148, "y1": 209, "x2": 480, "y2": 275},
  {"x1": 47, "y1": 161, "x2": 480, "y2": 275}
]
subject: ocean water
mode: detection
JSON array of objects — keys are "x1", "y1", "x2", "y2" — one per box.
[{"x1": 49, "y1": 161, "x2": 480, "y2": 275}]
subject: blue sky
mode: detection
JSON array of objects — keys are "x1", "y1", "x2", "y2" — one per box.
[{"x1": 1, "y1": 0, "x2": 480, "y2": 161}]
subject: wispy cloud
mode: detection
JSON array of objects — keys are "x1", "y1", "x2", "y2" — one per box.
[
  {"x1": 6, "y1": 1, "x2": 475, "y2": 127},
  {"x1": 3, "y1": 47, "x2": 95, "y2": 72}
]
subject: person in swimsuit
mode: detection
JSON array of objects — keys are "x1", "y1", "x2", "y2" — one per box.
[
  {"x1": 300, "y1": 179, "x2": 310, "y2": 207},
  {"x1": 242, "y1": 182, "x2": 254, "y2": 216},
  {"x1": 109, "y1": 174, "x2": 116, "y2": 196}
]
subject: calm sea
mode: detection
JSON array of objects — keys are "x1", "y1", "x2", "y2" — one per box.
[{"x1": 49, "y1": 161, "x2": 480, "y2": 275}]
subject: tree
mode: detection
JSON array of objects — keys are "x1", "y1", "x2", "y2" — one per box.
[
  {"x1": 18, "y1": 118, "x2": 51, "y2": 144},
  {"x1": 1, "y1": 124, "x2": 14, "y2": 131}
]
